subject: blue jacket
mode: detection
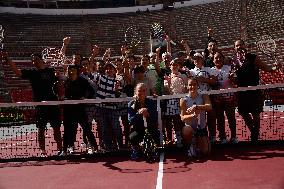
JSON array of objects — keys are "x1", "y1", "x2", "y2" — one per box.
[{"x1": 128, "y1": 98, "x2": 158, "y2": 129}]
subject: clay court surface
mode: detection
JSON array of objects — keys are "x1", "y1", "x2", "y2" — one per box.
[
  {"x1": 0, "y1": 144, "x2": 283, "y2": 189},
  {"x1": 0, "y1": 107, "x2": 283, "y2": 189}
]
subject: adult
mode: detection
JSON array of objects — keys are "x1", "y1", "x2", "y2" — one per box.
[
  {"x1": 211, "y1": 52, "x2": 237, "y2": 144},
  {"x1": 6, "y1": 53, "x2": 62, "y2": 157},
  {"x1": 232, "y1": 39, "x2": 278, "y2": 142},
  {"x1": 189, "y1": 52, "x2": 217, "y2": 143},
  {"x1": 61, "y1": 65, "x2": 97, "y2": 155},
  {"x1": 180, "y1": 78, "x2": 212, "y2": 158},
  {"x1": 128, "y1": 83, "x2": 159, "y2": 159}
]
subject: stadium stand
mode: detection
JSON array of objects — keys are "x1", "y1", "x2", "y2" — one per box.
[
  {"x1": 0, "y1": 0, "x2": 283, "y2": 94},
  {"x1": 0, "y1": 0, "x2": 283, "y2": 160}
]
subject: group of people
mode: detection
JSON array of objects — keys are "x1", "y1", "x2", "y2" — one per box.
[{"x1": 1, "y1": 28, "x2": 280, "y2": 159}]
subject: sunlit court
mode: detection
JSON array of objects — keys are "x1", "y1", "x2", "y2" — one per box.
[{"x1": 0, "y1": 0, "x2": 284, "y2": 189}]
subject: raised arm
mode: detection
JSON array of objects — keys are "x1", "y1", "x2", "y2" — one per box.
[
  {"x1": 89, "y1": 45, "x2": 100, "y2": 64},
  {"x1": 60, "y1": 36, "x2": 71, "y2": 57},
  {"x1": 180, "y1": 40, "x2": 192, "y2": 59},
  {"x1": 122, "y1": 56, "x2": 131, "y2": 85},
  {"x1": 166, "y1": 35, "x2": 172, "y2": 55},
  {"x1": 154, "y1": 47, "x2": 161, "y2": 75},
  {"x1": 3, "y1": 53, "x2": 22, "y2": 77},
  {"x1": 255, "y1": 55, "x2": 278, "y2": 72},
  {"x1": 121, "y1": 45, "x2": 127, "y2": 58},
  {"x1": 102, "y1": 48, "x2": 111, "y2": 63},
  {"x1": 207, "y1": 27, "x2": 214, "y2": 43}
]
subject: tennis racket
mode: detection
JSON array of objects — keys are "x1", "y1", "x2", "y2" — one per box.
[
  {"x1": 150, "y1": 22, "x2": 176, "y2": 46},
  {"x1": 124, "y1": 26, "x2": 142, "y2": 54},
  {"x1": 42, "y1": 47, "x2": 66, "y2": 67},
  {"x1": 256, "y1": 34, "x2": 282, "y2": 71}
]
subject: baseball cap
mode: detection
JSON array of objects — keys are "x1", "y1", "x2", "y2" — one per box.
[
  {"x1": 192, "y1": 52, "x2": 204, "y2": 60},
  {"x1": 170, "y1": 58, "x2": 180, "y2": 65}
]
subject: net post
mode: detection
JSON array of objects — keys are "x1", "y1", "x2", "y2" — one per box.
[{"x1": 157, "y1": 96, "x2": 163, "y2": 147}]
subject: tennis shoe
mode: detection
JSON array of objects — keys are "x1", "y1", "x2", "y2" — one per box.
[
  {"x1": 230, "y1": 137, "x2": 239, "y2": 144},
  {"x1": 187, "y1": 145, "x2": 196, "y2": 158}
]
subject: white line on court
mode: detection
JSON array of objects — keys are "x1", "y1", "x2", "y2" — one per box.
[{"x1": 156, "y1": 152, "x2": 165, "y2": 189}]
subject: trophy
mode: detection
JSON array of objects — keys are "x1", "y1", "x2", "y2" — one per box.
[
  {"x1": 257, "y1": 34, "x2": 282, "y2": 71},
  {"x1": 150, "y1": 22, "x2": 176, "y2": 52},
  {"x1": 42, "y1": 47, "x2": 66, "y2": 67}
]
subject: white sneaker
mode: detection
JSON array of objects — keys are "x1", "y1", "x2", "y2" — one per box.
[
  {"x1": 230, "y1": 137, "x2": 239, "y2": 144},
  {"x1": 87, "y1": 147, "x2": 96, "y2": 155},
  {"x1": 67, "y1": 146, "x2": 74, "y2": 154},
  {"x1": 220, "y1": 139, "x2": 228, "y2": 144},
  {"x1": 187, "y1": 145, "x2": 196, "y2": 158},
  {"x1": 40, "y1": 150, "x2": 47, "y2": 158},
  {"x1": 81, "y1": 143, "x2": 87, "y2": 150},
  {"x1": 59, "y1": 151, "x2": 67, "y2": 156}
]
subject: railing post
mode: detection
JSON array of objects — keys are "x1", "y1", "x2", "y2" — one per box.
[{"x1": 157, "y1": 96, "x2": 163, "y2": 147}]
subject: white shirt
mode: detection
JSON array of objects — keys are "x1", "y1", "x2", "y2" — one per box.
[
  {"x1": 211, "y1": 65, "x2": 233, "y2": 89},
  {"x1": 165, "y1": 72, "x2": 188, "y2": 94},
  {"x1": 145, "y1": 64, "x2": 158, "y2": 89},
  {"x1": 189, "y1": 66, "x2": 213, "y2": 91}
]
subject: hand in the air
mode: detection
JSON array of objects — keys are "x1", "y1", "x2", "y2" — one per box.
[
  {"x1": 121, "y1": 45, "x2": 127, "y2": 55},
  {"x1": 105, "y1": 48, "x2": 111, "y2": 56},
  {"x1": 207, "y1": 27, "x2": 213, "y2": 36},
  {"x1": 92, "y1": 45, "x2": 100, "y2": 55},
  {"x1": 156, "y1": 47, "x2": 161, "y2": 54},
  {"x1": 63, "y1": 37, "x2": 71, "y2": 45}
]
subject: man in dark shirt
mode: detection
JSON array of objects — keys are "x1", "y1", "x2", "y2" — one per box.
[
  {"x1": 7, "y1": 53, "x2": 62, "y2": 157},
  {"x1": 61, "y1": 65, "x2": 97, "y2": 155},
  {"x1": 232, "y1": 39, "x2": 278, "y2": 142}
]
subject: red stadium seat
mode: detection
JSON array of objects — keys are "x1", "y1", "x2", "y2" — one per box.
[{"x1": 260, "y1": 70, "x2": 284, "y2": 105}]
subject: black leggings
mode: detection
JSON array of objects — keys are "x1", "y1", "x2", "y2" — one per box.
[{"x1": 63, "y1": 106, "x2": 97, "y2": 151}]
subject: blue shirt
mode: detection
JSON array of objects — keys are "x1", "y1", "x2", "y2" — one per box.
[{"x1": 128, "y1": 98, "x2": 158, "y2": 129}]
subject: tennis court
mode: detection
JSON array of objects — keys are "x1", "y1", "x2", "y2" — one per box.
[{"x1": 0, "y1": 94, "x2": 283, "y2": 189}]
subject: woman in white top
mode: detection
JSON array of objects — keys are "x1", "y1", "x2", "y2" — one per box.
[
  {"x1": 180, "y1": 78, "x2": 212, "y2": 158},
  {"x1": 189, "y1": 52, "x2": 217, "y2": 144},
  {"x1": 211, "y1": 52, "x2": 237, "y2": 144}
]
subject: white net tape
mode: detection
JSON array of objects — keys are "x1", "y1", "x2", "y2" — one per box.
[{"x1": 0, "y1": 25, "x2": 4, "y2": 50}]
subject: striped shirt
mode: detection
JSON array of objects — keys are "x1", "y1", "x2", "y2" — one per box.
[{"x1": 96, "y1": 74, "x2": 121, "y2": 99}]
